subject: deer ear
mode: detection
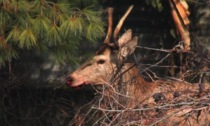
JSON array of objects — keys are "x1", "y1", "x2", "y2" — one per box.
[
  {"x1": 102, "y1": 48, "x2": 111, "y2": 56},
  {"x1": 118, "y1": 36, "x2": 138, "y2": 59},
  {"x1": 117, "y1": 29, "x2": 132, "y2": 47}
]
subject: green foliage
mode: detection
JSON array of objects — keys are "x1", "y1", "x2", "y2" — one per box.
[
  {"x1": 19, "y1": 28, "x2": 37, "y2": 49},
  {"x1": 0, "y1": 0, "x2": 105, "y2": 67},
  {"x1": 146, "y1": 0, "x2": 164, "y2": 12}
]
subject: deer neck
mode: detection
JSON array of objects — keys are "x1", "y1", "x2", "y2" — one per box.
[{"x1": 111, "y1": 63, "x2": 154, "y2": 103}]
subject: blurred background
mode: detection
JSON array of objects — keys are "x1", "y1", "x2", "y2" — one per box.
[{"x1": 0, "y1": 0, "x2": 209, "y2": 125}]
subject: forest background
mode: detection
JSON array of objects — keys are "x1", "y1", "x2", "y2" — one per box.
[{"x1": 0, "y1": 0, "x2": 209, "y2": 126}]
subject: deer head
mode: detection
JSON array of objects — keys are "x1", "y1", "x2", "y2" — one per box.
[
  {"x1": 66, "y1": 6, "x2": 138, "y2": 87},
  {"x1": 66, "y1": 30, "x2": 138, "y2": 87}
]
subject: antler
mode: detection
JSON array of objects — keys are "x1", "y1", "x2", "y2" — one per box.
[
  {"x1": 113, "y1": 5, "x2": 133, "y2": 42},
  {"x1": 104, "y1": 7, "x2": 114, "y2": 44},
  {"x1": 103, "y1": 5, "x2": 134, "y2": 44}
]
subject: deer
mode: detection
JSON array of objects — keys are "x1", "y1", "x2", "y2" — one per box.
[{"x1": 66, "y1": 5, "x2": 210, "y2": 126}]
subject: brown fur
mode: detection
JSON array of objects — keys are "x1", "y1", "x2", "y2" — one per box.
[{"x1": 66, "y1": 29, "x2": 210, "y2": 125}]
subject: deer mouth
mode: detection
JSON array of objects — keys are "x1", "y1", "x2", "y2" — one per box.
[{"x1": 66, "y1": 77, "x2": 90, "y2": 88}]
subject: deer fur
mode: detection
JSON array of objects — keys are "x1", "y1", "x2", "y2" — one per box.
[{"x1": 66, "y1": 29, "x2": 210, "y2": 125}]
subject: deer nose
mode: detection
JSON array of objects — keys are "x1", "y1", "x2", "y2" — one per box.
[{"x1": 66, "y1": 76, "x2": 73, "y2": 86}]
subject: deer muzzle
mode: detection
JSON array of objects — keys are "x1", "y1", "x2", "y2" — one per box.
[
  {"x1": 66, "y1": 74, "x2": 87, "y2": 87},
  {"x1": 66, "y1": 76, "x2": 73, "y2": 86}
]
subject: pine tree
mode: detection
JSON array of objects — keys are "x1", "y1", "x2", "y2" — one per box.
[{"x1": 0, "y1": 0, "x2": 104, "y2": 67}]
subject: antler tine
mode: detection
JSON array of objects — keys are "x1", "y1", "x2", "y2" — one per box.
[
  {"x1": 104, "y1": 7, "x2": 114, "y2": 44},
  {"x1": 113, "y1": 5, "x2": 134, "y2": 42}
]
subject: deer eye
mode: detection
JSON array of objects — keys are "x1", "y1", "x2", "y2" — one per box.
[{"x1": 97, "y1": 59, "x2": 105, "y2": 64}]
